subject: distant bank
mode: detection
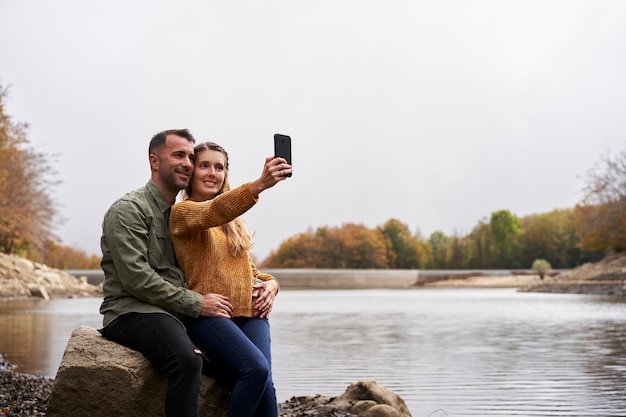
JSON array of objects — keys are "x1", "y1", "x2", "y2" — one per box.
[{"x1": 67, "y1": 269, "x2": 540, "y2": 289}]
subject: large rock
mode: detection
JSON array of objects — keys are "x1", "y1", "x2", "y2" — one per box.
[
  {"x1": 46, "y1": 326, "x2": 229, "y2": 417},
  {"x1": 279, "y1": 380, "x2": 412, "y2": 417},
  {"x1": 330, "y1": 380, "x2": 412, "y2": 417}
]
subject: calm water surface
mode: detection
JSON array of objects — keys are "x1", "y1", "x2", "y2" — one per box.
[{"x1": 1, "y1": 288, "x2": 625, "y2": 417}]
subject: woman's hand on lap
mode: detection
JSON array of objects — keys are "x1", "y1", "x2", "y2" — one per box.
[{"x1": 253, "y1": 280, "x2": 278, "y2": 319}]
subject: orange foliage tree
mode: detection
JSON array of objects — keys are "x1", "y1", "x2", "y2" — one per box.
[
  {"x1": 0, "y1": 82, "x2": 61, "y2": 258},
  {"x1": 575, "y1": 145, "x2": 626, "y2": 252},
  {"x1": 262, "y1": 223, "x2": 389, "y2": 268},
  {"x1": 37, "y1": 240, "x2": 101, "y2": 270},
  {"x1": 262, "y1": 227, "x2": 325, "y2": 268}
]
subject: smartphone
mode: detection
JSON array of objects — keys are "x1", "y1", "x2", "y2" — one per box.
[{"x1": 274, "y1": 134, "x2": 292, "y2": 177}]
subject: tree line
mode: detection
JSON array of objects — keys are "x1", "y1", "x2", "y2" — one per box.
[
  {"x1": 0, "y1": 80, "x2": 623, "y2": 270},
  {"x1": 261, "y1": 209, "x2": 603, "y2": 269},
  {"x1": 261, "y1": 147, "x2": 625, "y2": 269}
]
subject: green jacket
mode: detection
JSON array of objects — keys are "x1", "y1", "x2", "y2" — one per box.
[{"x1": 99, "y1": 180, "x2": 203, "y2": 328}]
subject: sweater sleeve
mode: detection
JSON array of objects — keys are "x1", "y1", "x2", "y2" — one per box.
[
  {"x1": 251, "y1": 259, "x2": 279, "y2": 292},
  {"x1": 170, "y1": 183, "x2": 258, "y2": 237}
]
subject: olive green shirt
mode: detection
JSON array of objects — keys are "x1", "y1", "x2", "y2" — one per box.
[{"x1": 99, "y1": 180, "x2": 204, "y2": 328}]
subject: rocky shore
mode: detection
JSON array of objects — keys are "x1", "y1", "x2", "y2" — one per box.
[
  {"x1": 1, "y1": 355, "x2": 405, "y2": 417},
  {"x1": 1, "y1": 365, "x2": 362, "y2": 417},
  {"x1": 0, "y1": 253, "x2": 102, "y2": 300}
]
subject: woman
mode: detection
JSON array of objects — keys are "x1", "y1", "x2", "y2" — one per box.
[{"x1": 169, "y1": 141, "x2": 291, "y2": 417}]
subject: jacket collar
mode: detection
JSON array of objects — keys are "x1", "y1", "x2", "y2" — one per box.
[{"x1": 146, "y1": 180, "x2": 172, "y2": 215}]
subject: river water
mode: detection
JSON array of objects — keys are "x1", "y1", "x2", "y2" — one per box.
[{"x1": 1, "y1": 288, "x2": 625, "y2": 417}]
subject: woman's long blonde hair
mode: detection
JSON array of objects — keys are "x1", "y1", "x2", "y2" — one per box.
[{"x1": 184, "y1": 141, "x2": 253, "y2": 256}]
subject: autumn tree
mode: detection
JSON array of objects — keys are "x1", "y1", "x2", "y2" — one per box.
[
  {"x1": 518, "y1": 208, "x2": 598, "y2": 269},
  {"x1": 262, "y1": 228, "x2": 324, "y2": 268},
  {"x1": 325, "y1": 223, "x2": 388, "y2": 268},
  {"x1": 379, "y1": 218, "x2": 426, "y2": 268},
  {"x1": 575, "y1": 145, "x2": 626, "y2": 252},
  {"x1": 263, "y1": 223, "x2": 388, "y2": 268},
  {"x1": 447, "y1": 232, "x2": 471, "y2": 269},
  {"x1": 0, "y1": 82, "x2": 60, "y2": 257},
  {"x1": 40, "y1": 240, "x2": 101, "y2": 270}
]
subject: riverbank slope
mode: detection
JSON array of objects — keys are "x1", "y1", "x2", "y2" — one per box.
[{"x1": 518, "y1": 252, "x2": 626, "y2": 296}]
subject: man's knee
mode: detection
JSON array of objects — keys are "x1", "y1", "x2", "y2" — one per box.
[{"x1": 175, "y1": 347, "x2": 204, "y2": 375}]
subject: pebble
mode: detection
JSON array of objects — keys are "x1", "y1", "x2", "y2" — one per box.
[{"x1": 0, "y1": 357, "x2": 52, "y2": 417}]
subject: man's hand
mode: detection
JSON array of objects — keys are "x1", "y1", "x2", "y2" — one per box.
[{"x1": 200, "y1": 293, "x2": 232, "y2": 318}]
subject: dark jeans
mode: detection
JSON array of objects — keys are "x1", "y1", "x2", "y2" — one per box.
[
  {"x1": 184, "y1": 316, "x2": 277, "y2": 417},
  {"x1": 102, "y1": 313, "x2": 203, "y2": 417}
]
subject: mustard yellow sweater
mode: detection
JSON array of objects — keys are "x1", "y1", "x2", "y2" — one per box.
[{"x1": 169, "y1": 183, "x2": 277, "y2": 317}]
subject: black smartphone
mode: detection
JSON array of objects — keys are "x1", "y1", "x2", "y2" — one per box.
[{"x1": 274, "y1": 134, "x2": 292, "y2": 177}]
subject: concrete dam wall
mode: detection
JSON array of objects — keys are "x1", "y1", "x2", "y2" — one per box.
[{"x1": 68, "y1": 269, "x2": 526, "y2": 289}]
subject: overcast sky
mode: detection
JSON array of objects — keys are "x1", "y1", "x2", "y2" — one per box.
[{"x1": 1, "y1": 1, "x2": 625, "y2": 261}]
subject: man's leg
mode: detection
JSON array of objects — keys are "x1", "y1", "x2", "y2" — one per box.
[{"x1": 102, "y1": 313, "x2": 203, "y2": 417}]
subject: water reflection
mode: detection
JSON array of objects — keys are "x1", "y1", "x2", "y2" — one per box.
[
  {"x1": 1, "y1": 290, "x2": 625, "y2": 416},
  {"x1": 0, "y1": 298, "x2": 102, "y2": 376}
]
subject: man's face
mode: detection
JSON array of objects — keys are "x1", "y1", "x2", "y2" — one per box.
[{"x1": 152, "y1": 134, "x2": 195, "y2": 196}]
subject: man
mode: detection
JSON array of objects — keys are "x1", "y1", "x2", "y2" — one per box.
[{"x1": 99, "y1": 129, "x2": 260, "y2": 417}]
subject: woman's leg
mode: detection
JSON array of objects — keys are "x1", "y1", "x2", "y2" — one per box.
[
  {"x1": 186, "y1": 317, "x2": 271, "y2": 417},
  {"x1": 102, "y1": 313, "x2": 203, "y2": 417},
  {"x1": 236, "y1": 317, "x2": 278, "y2": 417}
]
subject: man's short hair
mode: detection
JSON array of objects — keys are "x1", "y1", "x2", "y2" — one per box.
[{"x1": 149, "y1": 129, "x2": 196, "y2": 155}]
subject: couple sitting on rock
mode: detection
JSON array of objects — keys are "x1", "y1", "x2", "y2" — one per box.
[{"x1": 99, "y1": 129, "x2": 291, "y2": 417}]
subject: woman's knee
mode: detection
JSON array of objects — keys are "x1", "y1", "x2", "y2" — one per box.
[{"x1": 244, "y1": 356, "x2": 270, "y2": 383}]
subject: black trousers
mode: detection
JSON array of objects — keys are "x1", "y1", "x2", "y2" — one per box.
[{"x1": 102, "y1": 312, "x2": 203, "y2": 417}]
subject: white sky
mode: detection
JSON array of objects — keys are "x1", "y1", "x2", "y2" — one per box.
[{"x1": 1, "y1": 1, "x2": 625, "y2": 261}]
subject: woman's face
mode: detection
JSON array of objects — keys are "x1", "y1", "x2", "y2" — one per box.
[{"x1": 189, "y1": 149, "x2": 227, "y2": 201}]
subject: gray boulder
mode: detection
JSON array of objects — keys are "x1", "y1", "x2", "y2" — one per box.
[
  {"x1": 279, "y1": 380, "x2": 412, "y2": 417},
  {"x1": 46, "y1": 325, "x2": 229, "y2": 417},
  {"x1": 330, "y1": 380, "x2": 412, "y2": 417}
]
